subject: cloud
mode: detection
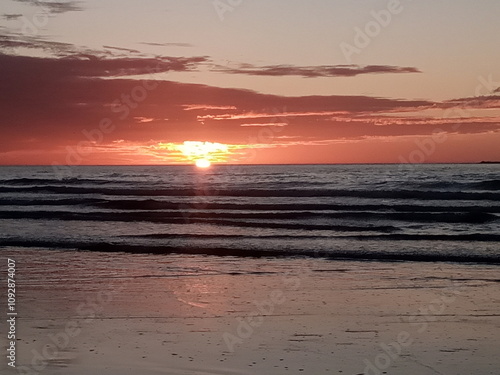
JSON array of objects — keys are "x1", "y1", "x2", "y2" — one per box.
[
  {"x1": 103, "y1": 45, "x2": 142, "y2": 54},
  {"x1": 197, "y1": 111, "x2": 350, "y2": 121},
  {"x1": 183, "y1": 105, "x2": 237, "y2": 111},
  {"x1": 240, "y1": 123, "x2": 288, "y2": 127},
  {"x1": 329, "y1": 114, "x2": 500, "y2": 127},
  {"x1": 2, "y1": 14, "x2": 23, "y2": 20},
  {"x1": 0, "y1": 33, "x2": 78, "y2": 55},
  {"x1": 12, "y1": 0, "x2": 83, "y2": 14},
  {"x1": 0, "y1": 33, "x2": 208, "y2": 77},
  {"x1": 0, "y1": 53, "x2": 208, "y2": 80},
  {"x1": 214, "y1": 63, "x2": 421, "y2": 78},
  {"x1": 1, "y1": 50, "x2": 499, "y2": 165},
  {"x1": 141, "y1": 42, "x2": 193, "y2": 48},
  {"x1": 133, "y1": 117, "x2": 155, "y2": 123},
  {"x1": 0, "y1": 32, "x2": 139, "y2": 61},
  {"x1": 0, "y1": 32, "x2": 200, "y2": 64},
  {"x1": 441, "y1": 95, "x2": 500, "y2": 109}
]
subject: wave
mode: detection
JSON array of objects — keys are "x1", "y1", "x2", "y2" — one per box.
[
  {"x1": 0, "y1": 210, "x2": 497, "y2": 224},
  {"x1": 0, "y1": 178, "x2": 109, "y2": 186},
  {"x1": 91, "y1": 199, "x2": 500, "y2": 213},
  {"x1": 2, "y1": 199, "x2": 500, "y2": 224},
  {"x1": 2, "y1": 185, "x2": 500, "y2": 201},
  {"x1": 472, "y1": 179, "x2": 500, "y2": 191},
  {"x1": 0, "y1": 198, "x2": 103, "y2": 206},
  {"x1": 0, "y1": 210, "x2": 396, "y2": 230},
  {"x1": 411, "y1": 181, "x2": 468, "y2": 190},
  {"x1": 407, "y1": 178, "x2": 500, "y2": 191},
  {"x1": 124, "y1": 233, "x2": 500, "y2": 242},
  {"x1": 2, "y1": 199, "x2": 500, "y2": 219},
  {"x1": 1, "y1": 240, "x2": 499, "y2": 265},
  {"x1": 3, "y1": 176, "x2": 499, "y2": 191}
]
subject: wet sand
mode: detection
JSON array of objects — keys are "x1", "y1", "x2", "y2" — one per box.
[{"x1": 1, "y1": 248, "x2": 500, "y2": 374}]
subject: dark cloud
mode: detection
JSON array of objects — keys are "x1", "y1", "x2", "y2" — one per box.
[
  {"x1": 214, "y1": 63, "x2": 421, "y2": 78},
  {"x1": 0, "y1": 51, "x2": 431, "y2": 153},
  {"x1": 0, "y1": 33, "x2": 207, "y2": 76},
  {"x1": 2, "y1": 14, "x2": 23, "y2": 20},
  {"x1": 0, "y1": 53, "x2": 208, "y2": 80},
  {"x1": 0, "y1": 32, "x2": 96, "y2": 56},
  {"x1": 103, "y1": 45, "x2": 142, "y2": 54},
  {"x1": 442, "y1": 95, "x2": 500, "y2": 109},
  {"x1": 13, "y1": 0, "x2": 83, "y2": 14},
  {"x1": 141, "y1": 42, "x2": 193, "y2": 48}
]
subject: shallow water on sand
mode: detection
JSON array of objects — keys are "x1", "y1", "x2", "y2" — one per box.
[{"x1": 2, "y1": 248, "x2": 499, "y2": 375}]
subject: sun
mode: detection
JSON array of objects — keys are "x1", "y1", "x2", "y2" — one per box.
[
  {"x1": 158, "y1": 141, "x2": 238, "y2": 165},
  {"x1": 195, "y1": 158, "x2": 211, "y2": 168}
]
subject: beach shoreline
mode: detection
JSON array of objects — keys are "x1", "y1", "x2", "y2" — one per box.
[{"x1": 1, "y1": 248, "x2": 499, "y2": 375}]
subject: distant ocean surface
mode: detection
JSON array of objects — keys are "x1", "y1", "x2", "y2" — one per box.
[{"x1": 0, "y1": 164, "x2": 499, "y2": 264}]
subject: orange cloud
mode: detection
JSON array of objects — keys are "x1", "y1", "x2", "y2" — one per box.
[{"x1": 1, "y1": 51, "x2": 500, "y2": 165}]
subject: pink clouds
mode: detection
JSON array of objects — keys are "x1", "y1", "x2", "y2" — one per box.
[
  {"x1": 0, "y1": 49, "x2": 499, "y2": 165},
  {"x1": 214, "y1": 63, "x2": 421, "y2": 78}
]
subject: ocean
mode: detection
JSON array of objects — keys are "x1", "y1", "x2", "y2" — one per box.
[
  {"x1": 2, "y1": 163, "x2": 500, "y2": 375},
  {"x1": 0, "y1": 164, "x2": 499, "y2": 264}
]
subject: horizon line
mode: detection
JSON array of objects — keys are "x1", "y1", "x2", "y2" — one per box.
[{"x1": 1, "y1": 162, "x2": 499, "y2": 167}]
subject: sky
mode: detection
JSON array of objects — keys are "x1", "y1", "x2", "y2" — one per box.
[{"x1": 1, "y1": 0, "x2": 500, "y2": 165}]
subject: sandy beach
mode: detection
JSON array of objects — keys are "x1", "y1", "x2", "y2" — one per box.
[{"x1": 1, "y1": 248, "x2": 499, "y2": 375}]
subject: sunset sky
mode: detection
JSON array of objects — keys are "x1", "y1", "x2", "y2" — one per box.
[{"x1": 1, "y1": 0, "x2": 500, "y2": 165}]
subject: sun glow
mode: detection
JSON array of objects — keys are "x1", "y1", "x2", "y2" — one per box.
[
  {"x1": 151, "y1": 141, "x2": 252, "y2": 165},
  {"x1": 156, "y1": 141, "x2": 233, "y2": 165},
  {"x1": 195, "y1": 158, "x2": 211, "y2": 168}
]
